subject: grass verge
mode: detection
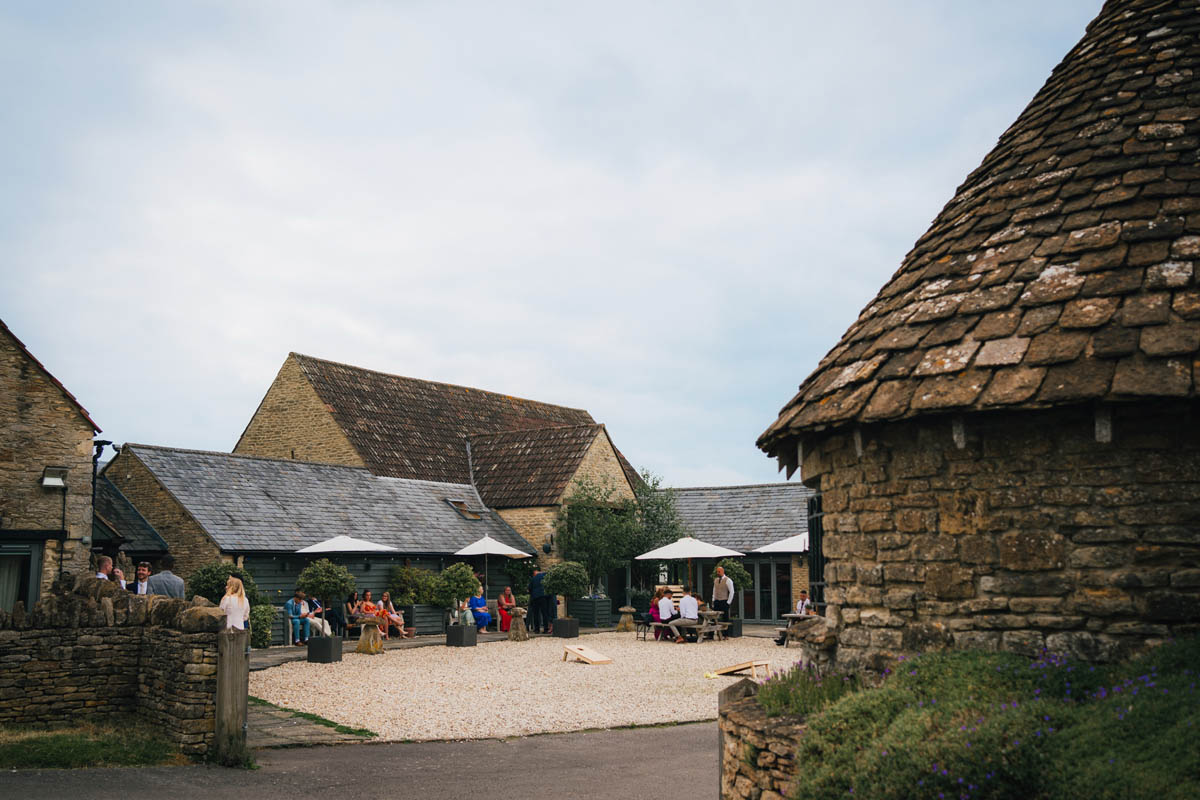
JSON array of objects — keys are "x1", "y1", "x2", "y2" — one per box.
[
  {"x1": 757, "y1": 636, "x2": 1199, "y2": 799},
  {"x1": 0, "y1": 718, "x2": 186, "y2": 769},
  {"x1": 248, "y1": 696, "x2": 377, "y2": 738}
]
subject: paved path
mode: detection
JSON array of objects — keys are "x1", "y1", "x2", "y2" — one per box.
[
  {"x1": 247, "y1": 702, "x2": 369, "y2": 748},
  {"x1": 1, "y1": 721, "x2": 719, "y2": 800}
]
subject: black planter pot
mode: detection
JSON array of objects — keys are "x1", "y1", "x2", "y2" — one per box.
[
  {"x1": 446, "y1": 625, "x2": 477, "y2": 647},
  {"x1": 724, "y1": 618, "x2": 743, "y2": 638},
  {"x1": 567, "y1": 598, "x2": 612, "y2": 628},
  {"x1": 307, "y1": 636, "x2": 343, "y2": 663},
  {"x1": 553, "y1": 617, "x2": 580, "y2": 638}
]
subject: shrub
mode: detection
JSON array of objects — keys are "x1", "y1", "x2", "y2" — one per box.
[
  {"x1": 542, "y1": 561, "x2": 589, "y2": 603},
  {"x1": 502, "y1": 557, "x2": 539, "y2": 594},
  {"x1": 296, "y1": 559, "x2": 355, "y2": 619},
  {"x1": 629, "y1": 586, "x2": 653, "y2": 613},
  {"x1": 756, "y1": 659, "x2": 864, "y2": 718},
  {"x1": 514, "y1": 593, "x2": 531, "y2": 609},
  {"x1": 711, "y1": 558, "x2": 752, "y2": 615},
  {"x1": 186, "y1": 562, "x2": 265, "y2": 607},
  {"x1": 430, "y1": 562, "x2": 479, "y2": 610},
  {"x1": 386, "y1": 565, "x2": 436, "y2": 607},
  {"x1": 249, "y1": 604, "x2": 276, "y2": 649}
]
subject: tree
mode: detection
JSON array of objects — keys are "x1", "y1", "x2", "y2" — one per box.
[
  {"x1": 387, "y1": 564, "x2": 438, "y2": 607},
  {"x1": 542, "y1": 561, "x2": 589, "y2": 603},
  {"x1": 186, "y1": 562, "x2": 266, "y2": 607},
  {"x1": 431, "y1": 562, "x2": 479, "y2": 611},
  {"x1": 297, "y1": 559, "x2": 356, "y2": 624},
  {"x1": 711, "y1": 557, "x2": 753, "y2": 612},
  {"x1": 502, "y1": 556, "x2": 539, "y2": 595},
  {"x1": 628, "y1": 470, "x2": 688, "y2": 589},
  {"x1": 555, "y1": 477, "x2": 632, "y2": 595}
]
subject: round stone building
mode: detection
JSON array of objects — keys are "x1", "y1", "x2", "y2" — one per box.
[{"x1": 758, "y1": 0, "x2": 1200, "y2": 671}]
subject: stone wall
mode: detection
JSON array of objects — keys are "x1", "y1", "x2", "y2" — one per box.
[
  {"x1": 800, "y1": 400, "x2": 1200, "y2": 673},
  {"x1": 0, "y1": 326, "x2": 95, "y2": 594},
  {"x1": 719, "y1": 696, "x2": 804, "y2": 800},
  {"x1": 0, "y1": 573, "x2": 226, "y2": 757},
  {"x1": 104, "y1": 449, "x2": 227, "y2": 579},
  {"x1": 568, "y1": 429, "x2": 637, "y2": 500},
  {"x1": 233, "y1": 354, "x2": 366, "y2": 467}
]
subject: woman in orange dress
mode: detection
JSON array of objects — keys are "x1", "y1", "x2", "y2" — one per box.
[
  {"x1": 497, "y1": 586, "x2": 516, "y2": 632},
  {"x1": 358, "y1": 589, "x2": 386, "y2": 634}
]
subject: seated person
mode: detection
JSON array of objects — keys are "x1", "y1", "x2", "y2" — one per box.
[
  {"x1": 648, "y1": 588, "x2": 665, "y2": 639},
  {"x1": 657, "y1": 588, "x2": 679, "y2": 641},
  {"x1": 379, "y1": 591, "x2": 413, "y2": 639},
  {"x1": 302, "y1": 594, "x2": 332, "y2": 638},
  {"x1": 497, "y1": 586, "x2": 516, "y2": 632},
  {"x1": 669, "y1": 585, "x2": 700, "y2": 643},
  {"x1": 776, "y1": 590, "x2": 818, "y2": 645},
  {"x1": 467, "y1": 586, "x2": 491, "y2": 632},
  {"x1": 284, "y1": 589, "x2": 310, "y2": 645}
]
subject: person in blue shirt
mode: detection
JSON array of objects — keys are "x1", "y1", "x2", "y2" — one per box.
[
  {"x1": 467, "y1": 585, "x2": 491, "y2": 632},
  {"x1": 284, "y1": 589, "x2": 310, "y2": 645}
]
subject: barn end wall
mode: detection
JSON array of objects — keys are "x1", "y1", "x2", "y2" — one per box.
[{"x1": 801, "y1": 400, "x2": 1200, "y2": 672}]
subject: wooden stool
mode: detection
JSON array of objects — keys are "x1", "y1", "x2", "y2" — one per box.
[
  {"x1": 356, "y1": 617, "x2": 384, "y2": 655},
  {"x1": 509, "y1": 607, "x2": 529, "y2": 642},
  {"x1": 616, "y1": 605, "x2": 636, "y2": 633}
]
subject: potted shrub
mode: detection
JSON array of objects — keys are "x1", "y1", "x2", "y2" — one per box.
[
  {"x1": 388, "y1": 564, "x2": 438, "y2": 634},
  {"x1": 434, "y1": 562, "x2": 480, "y2": 647},
  {"x1": 297, "y1": 559, "x2": 357, "y2": 662},
  {"x1": 711, "y1": 558, "x2": 752, "y2": 638},
  {"x1": 543, "y1": 561, "x2": 589, "y2": 638}
]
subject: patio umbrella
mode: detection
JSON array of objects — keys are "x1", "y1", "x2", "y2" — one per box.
[
  {"x1": 295, "y1": 535, "x2": 399, "y2": 553},
  {"x1": 752, "y1": 532, "x2": 809, "y2": 553},
  {"x1": 454, "y1": 535, "x2": 531, "y2": 595},
  {"x1": 635, "y1": 537, "x2": 744, "y2": 591}
]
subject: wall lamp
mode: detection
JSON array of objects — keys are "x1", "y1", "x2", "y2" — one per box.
[{"x1": 41, "y1": 466, "x2": 69, "y2": 489}]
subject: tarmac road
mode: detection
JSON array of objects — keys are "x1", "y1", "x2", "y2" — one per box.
[{"x1": 0, "y1": 721, "x2": 718, "y2": 800}]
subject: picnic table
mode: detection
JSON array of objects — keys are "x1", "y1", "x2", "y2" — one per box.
[{"x1": 696, "y1": 609, "x2": 730, "y2": 642}]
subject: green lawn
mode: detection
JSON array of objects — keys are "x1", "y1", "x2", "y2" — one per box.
[
  {"x1": 758, "y1": 636, "x2": 1200, "y2": 799},
  {"x1": 0, "y1": 718, "x2": 185, "y2": 769}
]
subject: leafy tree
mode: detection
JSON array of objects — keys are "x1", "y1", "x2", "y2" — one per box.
[
  {"x1": 502, "y1": 556, "x2": 539, "y2": 595},
  {"x1": 629, "y1": 470, "x2": 688, "y2": 589},
  {"x1": 387, "y1": 564, "x2": 438, "y2": 606},
  {"x1": 556, "y1": 477, "x2": 633, "y2": 595},
  {"x1": 711, "y1": 558, "x2": 753, "y2": 618},
  {"x1": 186, "y1": 562, "x2": 266, "y2": 607},
  {"x1": 297, "y1": 559, "x2": 356, "y2": 624},
  {"x1": 542, "y1": 561, "x2": 589, "y2": 602},
  {"x1": 430, "y1": 562, "x2": 479, "y2": 611}
]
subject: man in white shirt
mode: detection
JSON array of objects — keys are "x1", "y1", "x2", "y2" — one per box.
[
  {"x1": 657, "y1": 589, "x2": 679, "y2": 627},
  {"x1": 711, "y1": 566, "x2": 735, "y2": 622},
  {"x1": 128, "y1": 562, "x2": 151, "y2": 595},
  {"x1": 95, "y1": 555, "x2": 126, "y2": 589},
  {"x1": 669, "y1": 585, "x2": 700, "y2": 643}
]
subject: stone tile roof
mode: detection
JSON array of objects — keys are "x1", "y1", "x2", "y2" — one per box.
[
  {"x1": 124, "y1": 443, "x2": 533, "y2": 555},
  {"x1": 759, "y1": 0, "x2": 1200, "y2": 459},
  {"x1": 670, "y1": 483, "x2": 813, "y2": 554},
  {"x1": 468, "y1": 424, "x2": 602, "y2": 508},
  {"x1": 93, "y1": 475, "x2": 168, "y2": 553},
  {"x1": 292, "y1": 353, "x2": 644, "y2": 495},
  {"x1": 1, "y1": 318, "x2": 100, "y2": 432}
]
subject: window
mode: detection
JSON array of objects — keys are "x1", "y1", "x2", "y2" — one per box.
[
  {"x1": 445, "y1": 499, "x2": 483, "y2": 520},
  {"x1": 806, "y1": 493, "x2": 825, "y2": 607}
]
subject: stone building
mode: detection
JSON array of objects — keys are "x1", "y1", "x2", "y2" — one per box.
[
  {"x1": 0, "y1": 319, "x2": 99, "y2": 611},
  {"x1": 233, "y1": 352, "x2": 641, "y2": 558},
  {"x1": 670, "y1": 483, "x2": 813, "y2": 623},
  {"x1": 758, "y1": 0, "x2": 1200, "y2": 670}
]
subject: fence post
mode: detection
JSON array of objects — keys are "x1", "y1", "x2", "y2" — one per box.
[{"x1": 216, "y1": 629, "x2": 250, "y2": 765}]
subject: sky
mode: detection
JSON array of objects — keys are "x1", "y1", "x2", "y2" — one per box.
[{"x1": 1, "y1": 1, "x2": 1104, "y2": 488}]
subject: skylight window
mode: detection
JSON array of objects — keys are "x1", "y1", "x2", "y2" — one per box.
[{"x1": 445, "y1": 499, "x2": 483, "y2": 520}]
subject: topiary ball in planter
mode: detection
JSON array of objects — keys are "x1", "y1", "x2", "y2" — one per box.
[{"x1": 553, "y1": 617, "x2": 580, "y2": 638}]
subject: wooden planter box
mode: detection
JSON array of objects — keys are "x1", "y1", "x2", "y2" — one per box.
[
  {"x1": 567, "y1": 598, "x2": 612, "y2": 628},
  {"x1": 411, "y1": 604, "x2": 447, "y2": 635}
]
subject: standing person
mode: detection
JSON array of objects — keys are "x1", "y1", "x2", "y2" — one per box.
[
  {"x1": 285, "y1": 589, "x2": 310, "y2": 645},
  {"x1": 711, "y1": 565, "x2": 735, "y2": 622},
  {"x1": 528, "y1": 567, "x2": 547, "y2": 634},
  {"x1": 127, "y1": 562, "x2": 151, "y2": 595},
  {"x1": 220, "y1": 576, "x2": 251, "y2": 631},
  {"x1": 497, "y1": 586, "x2": 516, "y2": 632},
  {"x1": 95, "y1": 555, "x2": 126, "y2": 589},
  {"x1": 669, "y1": 585, "x2": 700, "y2": 643},
  {"x1": 145, "y1": 554, "x2": 185, "y2": 598}
]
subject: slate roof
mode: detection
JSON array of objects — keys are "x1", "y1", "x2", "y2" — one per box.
[
  {"x1": 469, "y1": 424, "x2": 603, "y2": 508},
  {"x1": 289, "y1": 353, "x2": 644, "y2": 493},
  {"x1": 759, "y1": 0, "x2": 1200, "y2": 461},
  {"x1": 123, "y1": 444, "x2": 533, "y2": 555},
  {"x1": 93, "y1": 475, "x2": 168, "y2": 553},
  {"x1": 670, "y1": 483, "x2": 813, "y2": 553},
  {"x1": 1, "y1": 318, "x2": 100, "y2": 432}
]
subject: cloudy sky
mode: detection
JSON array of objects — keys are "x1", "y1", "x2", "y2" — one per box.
[{"x1": 2, "y1": 1, "x2": 1102, "y2": 487}]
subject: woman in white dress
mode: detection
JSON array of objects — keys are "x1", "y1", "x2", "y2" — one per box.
[{"x1": 219, "y1": 576, "x2": 251, "y2": 630}]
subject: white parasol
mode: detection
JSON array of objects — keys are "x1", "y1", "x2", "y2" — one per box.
[
  {"x1": 454, "y1": 535, "x2": 531, "y2": 595},
  {"x1": 752, "y1": 533, "x2": 810, "y2": 553},
  {"x1": 295, "y1": 535, "x2": 399, "y2": 553}
]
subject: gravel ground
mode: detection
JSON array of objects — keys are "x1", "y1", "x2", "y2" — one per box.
[{"x1": 249, "y1": 632, "x2": 795, "y2": 741}]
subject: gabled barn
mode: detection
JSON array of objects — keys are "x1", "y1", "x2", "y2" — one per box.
[{"x1": 758, "y1": 0, "x2": 1200, "y2": 670}]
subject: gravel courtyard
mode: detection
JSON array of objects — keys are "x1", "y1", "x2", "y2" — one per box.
[{"x1": 249, "y1": 631, "x2": 795, "y2": 741}]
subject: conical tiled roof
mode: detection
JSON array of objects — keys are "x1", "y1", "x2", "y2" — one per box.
[{"x1": 759, "y1": 0, "x2": 1200, "y2": 460}]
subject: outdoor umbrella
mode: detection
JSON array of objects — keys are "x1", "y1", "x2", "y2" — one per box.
[
  {"x1": 752, "y1": 533, "x2": 810, "y2": 553},
  {"x1": 454, "y1": 534, "x2": 531, "y2": 595},
  {"x1": 635, "y1": 536, "x2": 744, "y2": 592},
  {"x1": 295, "y1": 535, "x2": 399, "y2": 553}
]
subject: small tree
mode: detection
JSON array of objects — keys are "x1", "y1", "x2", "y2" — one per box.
[
  {"x1": 431, "y1": 562, "x2": 480, "y2": 613},
  {"x1": 387, "y1": 564, "x2": 437, "y2": 607},
  {"x1": 186, "y1": 562, "x2": 265, "y2": 607},
  {"x1": 542, "y1": 561, "x2": 590, "y2": 610},
  {"x1": 297, "y1": 559, "x2": 356, "y2": 625},
  {"x1": 503, "y1": 556, "x2": 539, "y2": 595},
  {"x1": 712, "y1": 558, "x2": 753, "y2": 618},
  {"x1": 556, "y1": 478, "x2": 632, "y2": 595},
  {"x1": 629, "y1": 470, "x2": 688, "y2": 589}
]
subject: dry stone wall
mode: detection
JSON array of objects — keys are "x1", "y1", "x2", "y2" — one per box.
[
  {"x1": 719, "y1": 696, "x2": 804, "y2": 800},
  {"x1": 0, "y1": 573, "x2": 225, "y2": 756},
  {"x1": 801, "y1": 400, "x2": 1200, "y2": 673}
]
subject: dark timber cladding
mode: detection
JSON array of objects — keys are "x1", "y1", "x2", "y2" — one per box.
[{"x1": 756, "y1": 0, "x2": 1200, "y2": 669}]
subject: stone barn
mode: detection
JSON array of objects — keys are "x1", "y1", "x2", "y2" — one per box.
[{"x1": 757, "y1": 0, "x2": 1200, "y2": 671}]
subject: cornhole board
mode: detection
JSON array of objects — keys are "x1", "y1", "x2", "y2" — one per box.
[
  {"x1": 713, "y1": 660, "x2": 770, "y2": 679},
  {"x1": 563, "y1": 644, "x2": 612, "y2": 664}
]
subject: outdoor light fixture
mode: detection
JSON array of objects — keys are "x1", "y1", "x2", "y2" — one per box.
[{"x1": 41, "y1": 466, "x2": 68, "y2": 489}]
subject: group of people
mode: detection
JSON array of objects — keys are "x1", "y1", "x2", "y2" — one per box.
[
  {"x1": 457, "y1": 584, "x2": 521, "y2": 634},
  {"x1": 647, "y1": 565, "x2": 736, "y2": 644},
  {"x1": 95, "y1": 554, "x2": 185, "y2": 598},
  {"x1": 527, "y1": 567, "x2": 554, "y2": 634},
  {"x1": 342, "y1": 590, "x2": 415, "y2": 642}
]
